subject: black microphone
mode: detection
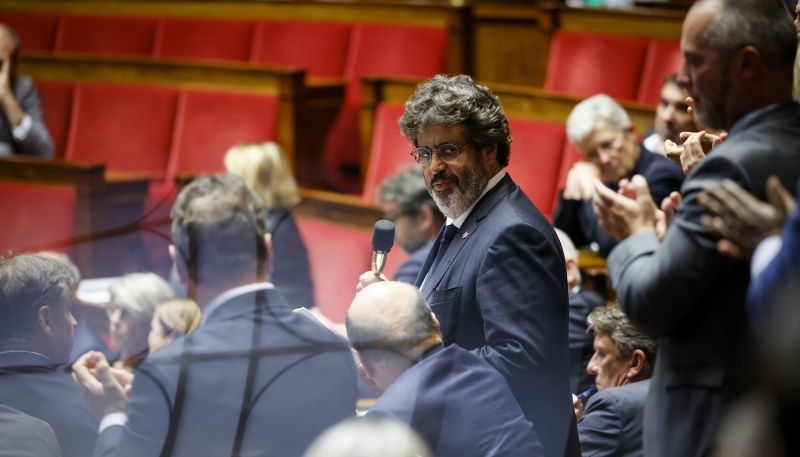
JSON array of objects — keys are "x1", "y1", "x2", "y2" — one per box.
[{"x1": 371, "y1": 220, "x2": 395, "y2": 276}]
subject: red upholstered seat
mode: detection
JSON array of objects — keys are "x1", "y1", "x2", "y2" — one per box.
[
  {"x1": 324, "y1": 24, "x2": 447, "y2": 191},
  {"x1": 36, "y1": 80, "x2": 74, "y2": 158},
  {"x1": 544, "y1": 31, "x2": 649, "y2": 102},
  {"x1": 251, "y1": 21, "x2": 351, "y2": 79},
  {"x1": 65, "y1": 83, "x2": 177, "y2": 180},
  {"x1": 505, "y1": 118, "x2": 567, "y2": 218},
  {"x1": 154, "y1": 18, "x2": 254, "y2": 62},
  {"x1": 361, "y1": 103, "x2": 414, "y2": 202},
  {"x1": 0, "y1": 12, "x2": 58, "y2": 51},
  {"x1": 55, "y1": 15, "x2": 158, "y2": 57},
  {"x1": 637, "y1": 39, "x2": 683, "y2": 106},
  {"x1": 0, "y1": 182, "x2": 76, "y2": 256}
]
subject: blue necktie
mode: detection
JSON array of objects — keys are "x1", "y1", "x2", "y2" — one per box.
[{"x1": 429, "y1": 224, "x2": 459, "y2": 276}]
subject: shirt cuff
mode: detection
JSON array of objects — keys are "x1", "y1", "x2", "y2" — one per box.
[
  {"x1": 99, "y1": 412, "x2": 128, "y2": 433},
  {"x1": 751, "y1": 235, "x2": 783, "y2": 279},
  {"x1": 11, "y1": 114, "x2": 31, "y2": 140}
]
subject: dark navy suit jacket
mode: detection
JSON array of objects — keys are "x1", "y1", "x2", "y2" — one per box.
[
  {"x1": 394, "y1": 240, "x2": 434, "y2": 284},
  {"x1": 366, "y1": 344, "x2": 544, "y2": 457},
  {"x1": 267, "y1": 207, "x2": 315, "y2": 310},
  {"x1": 554, "y1": 149, "x2": 684, "y2": 257},
  {"x1": 95, "y1": 285, "x2": 357, "y2": 457},
  {"x1": 568, "y1": 287, "x2": 605, "y2": 394},
  {"x1": 577, "y1": 380, "x2": 650, "y2": 457},
  {"x1": 415, "y1": 174, "x2": 578, "y2": 457},
  {"x1": 0, "y1": 352, "x2": 99, "y2": 457}
]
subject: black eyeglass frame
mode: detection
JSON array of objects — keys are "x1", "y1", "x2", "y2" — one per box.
[{"x1": 410, "y1": 141, "x2": 470, "y2": 166}]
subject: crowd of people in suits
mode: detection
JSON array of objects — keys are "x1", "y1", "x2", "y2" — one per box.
[{"x1": 1, "y1": 0, "x2": 800, "y2": 455}]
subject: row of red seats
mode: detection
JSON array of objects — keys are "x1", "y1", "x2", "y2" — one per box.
[{"x1": 545, "y1": 30, "x2": 683, "y2": 107}]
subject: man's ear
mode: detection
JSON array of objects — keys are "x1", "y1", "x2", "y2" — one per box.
[
  {"x1": 627, "y1": 349, "x2": 647, "y2": 380},
  {"x1": 263, "y1": 233, "x2": 273, "y2": 281},
  {"x1": 431, "y1": 312, "x2": 441, "y2": 337},
  {"x1": 38, "y1": 306, "x2": 55, "y2": 336},
  {"x1": 738, "y1": 45, "x2": 763, "y2": 81},
  {"x1": 482, "y1": 143, "x2": 498, "y2": 165},
  {"x1": 355, "y1": 351, "x2": 376, "y2": 379},
  {"x1": 169, "y1": 245, "x2": 188, "y2": 284}
]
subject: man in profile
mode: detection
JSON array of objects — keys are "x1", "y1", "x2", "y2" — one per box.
[
  {"x1": 349, "y1": 281, "x2": 544, "y2": 457},
  {"x1": 0, "y1": 24, "x2": 54, "y2": 157},
  {"x1": 74, "y1": 174, "x2": 357, "y2": 457},
  {"x1": 376, "y1": 167, "x2": 445, "y2": 283},
  {"x1": 0, "y1": 254, "x2": 99, "y2": 457}
]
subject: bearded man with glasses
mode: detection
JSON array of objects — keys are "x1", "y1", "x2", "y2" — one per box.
[{"x1": 357, "y1": 74, "x2": 579, "y2": 457}]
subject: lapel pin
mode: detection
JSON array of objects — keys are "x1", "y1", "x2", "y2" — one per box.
[{"x1": 462, "y1": 230, "x2": 469, "y2": 239}]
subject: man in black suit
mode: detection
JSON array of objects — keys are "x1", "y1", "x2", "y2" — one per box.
[
  {"x1": 572, "y1": 305, "x2": 656, "y2": 457},
  {"x1": 0, "y1": 254, "x2": 99, "y2": 457},
  {"x1": 349, "y1": 281, "x2": 545, "y2": 457},
  {"x1": 359, "y1": 75, "x2": 577, "y2": 457},
  {"x1": 73, "y1": 174, "x2": 357, "y2": 457},
  {"x1": 591, "y1": 1, "x2": 800, "y2": 455},
  {"x1": 376, "y1": 167, "x2": 445, "y2": 284},
  {"x1": 555, "y1": 228, "x2": 606, "y2": 394},
  {"x1": 555, "y1": 94, "x2": 685, "y2": 257}
]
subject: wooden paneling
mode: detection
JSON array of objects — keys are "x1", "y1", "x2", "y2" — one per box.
[{"x1": 557, "y1": 5, "x2": 685, "y2": 40}]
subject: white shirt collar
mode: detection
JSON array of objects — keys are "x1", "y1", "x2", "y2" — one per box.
[
  {"x1": 200, "y1": 282, "x2": 275, "y2": 327},
  {"x1": 445, "y1": 169, "x2": 507, "y2": 229},
  {"x1": 643, "y1": 132, "x2": 666, "y2": 156}
]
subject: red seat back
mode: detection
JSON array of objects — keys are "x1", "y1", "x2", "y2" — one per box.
[
  {"x1": 0, "y1": 12, "x2": 58, "y2": 51},
  {"x1": 0, "y1": 183, "x2": 76, "y2": 256},
  {"x1": 361, "y1": 103, "x2": 413, "y2": 202},
  {"x1": 65, "y1": 83, "x2": 177, "y2": 180},
  {"x1": 55, "y1": 15, "x2": 158, "y2": 57},
  {"x1": 637, "y1": 39, "x2": 683, "y2": 106},
  {"x1": 296, "y1": 219, "x2": 373, "y2": 323},
  {"x1": 167, "y1": 89, "x2": 279, "y2": 177},
  {"x1": 36, "y1": 80, "x2": 74, "y2": 158},
  {"x1": 154, "y1": 18, "x2": 254, "y2": 62},
  {"x1": 505, "y1": 118, "x2": 567, "y2": 218},
  {"x1": 544, "y1": 31, "x2": 649, "y2": 102},
  {"x1": 251, "y1": 21, "x2": 351, "y2": 79}
]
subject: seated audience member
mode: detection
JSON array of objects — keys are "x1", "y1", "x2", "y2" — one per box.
[
  {"x1": 376, "y1": 167, "x2": 445, "y2": 283},
  {"x1": 573, "y1": 305, "x2": 657, "y2": 457},
  {"x1": 555, "y1": 229, "x2": 605, "y2": 394},
  {"x1": 303, "y1": 417, "x2": 432, "y2": 457},
  {"x1": 0, "y1": 24, "x2": 54, "y2": 157},
  {"x1": 641, "y1": 76, "x2": 695, "y2": 156},
  {"x1": 0, "y1": 405, "x2": 62, "y2": 457},
  {"x1": 105, "y1": 273, "x2": 175, "y2": 371},
  {"x1": 225, "y1": 142, "x2": 314, "y2": 309},
  {"x1": 0, "y1": 254, "x2": 99, "y2": 457},
  {"x1": 555, "y1": 94, "x2": 684, "y2": 256},
  {"x1": 348, "y1": 281, "x2": 545, "y2": 457},
  {"x1": 147, "y1": 298, "x2": 201, "y2": 354},
  {"x1": 73, "y1": 174, "x2": 357, "y2": 457}
]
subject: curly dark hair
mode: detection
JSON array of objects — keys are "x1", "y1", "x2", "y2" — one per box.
[{"x1": 399, "y1": 75, "x2": 513, "y2": 167}]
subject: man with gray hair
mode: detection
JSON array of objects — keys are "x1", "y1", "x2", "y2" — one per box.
[
  {"x1": 358, "y1": 75, "x2": 578, "y2": 457},
  {"x1": 376, "y1": 167, "x2": 445, "y2": 283},
  {"x1": 348, "y1": 281, "x2": 545, "y2": 457},
  {"x1": 591, "y1": 0, "x2": 800, "y2": 455},
  {"x1": 554, "y1": 94, "x2": 684, "y2": 257},
  {"x1": 572, "y1": 305, "x2": 656, "y2": 457}
]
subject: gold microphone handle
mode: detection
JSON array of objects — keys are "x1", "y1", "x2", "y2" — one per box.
[{"x1": 372, "y1": 251, "x2": 387, "y2": 276}]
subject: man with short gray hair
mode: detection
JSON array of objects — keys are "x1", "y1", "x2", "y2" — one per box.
[
  {"x1": 376, "y1": 167, "x2": 445, "y2": 283},
  {"x1": 349, "y1": 282, "x2": 544, "y2": 457},
  {"x1": 555, "y1": 94, "x2": 683, "y2": 257}
]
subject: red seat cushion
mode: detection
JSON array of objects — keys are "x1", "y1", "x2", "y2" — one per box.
[
  {"x1": 65, "y1": 83, "x2": 177, "y2": 179},
  {"x1": 0, "y1": 12, "x2": 58, "y2": 51},
  {"x1": 251, "y1": 21, "x2": 351, "y2": 79},
  {"x1": 361, "y1": 103, "x2": 414, "y2": 202},
  {"x1": 154, "y1": 18, "x2": 254, "y2": 62},
  {"x1": 54, "y1": 15, "x2": 158, "y2": 57},
  {"x1": 505, "y1": 118, "x2": 567, "y2": 218},
  {"x1": 166, "y1": 89, "x2": 279, "y2": 177},
  {"x1": 544, "y1": 31, "x2": 649, "y2": 102},
  {"x1": 296, "y1": 219, "x2": 373, "y2": 323},
  {"x1": 637, "y1": 39, "x2": 683, "y2": 106},
  {"x1": 36, "y1": 80, "x2": 73, "y2": 158},
  {"x1": 0, "y1": 183, "x2": 76, "y2": 256}
]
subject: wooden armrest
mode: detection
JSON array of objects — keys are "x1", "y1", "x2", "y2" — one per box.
[
  {"x1": 0, "y1": 156, "x2": 105, "y2": 189},
  {"x1": 296, "y1": 188, "x2": 383, "y2": 232}
]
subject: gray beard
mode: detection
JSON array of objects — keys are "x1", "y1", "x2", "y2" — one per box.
[{"x1": 429, "y1": 163, "x2": 489, "y2": 220}]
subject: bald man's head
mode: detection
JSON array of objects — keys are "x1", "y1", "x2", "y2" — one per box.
[{"x1": 347, "y1": 282, "x2": 440, "y2": 364}]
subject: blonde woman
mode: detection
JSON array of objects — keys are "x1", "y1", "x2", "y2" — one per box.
[
  {"x1": 224, "y1": 142, "x2": 314, "y2": 310},
  {"x1": 148, "y1": 299, "x2": 201, "y2": 353}
]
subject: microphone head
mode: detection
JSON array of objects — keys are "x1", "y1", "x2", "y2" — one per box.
[{"x1": 372, "y1": 220, "x2": 395, "y2": 253}]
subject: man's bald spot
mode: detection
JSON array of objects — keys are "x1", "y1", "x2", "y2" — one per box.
[{"x1": 349, "y1": 281, "x2": 422, "y2": 331}]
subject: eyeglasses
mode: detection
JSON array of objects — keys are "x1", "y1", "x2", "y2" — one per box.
[{"x1": 410, "y1": 142, "x2": 469, "y2": 166}]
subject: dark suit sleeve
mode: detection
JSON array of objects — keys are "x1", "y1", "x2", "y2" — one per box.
[
  {"x1": 14, "y1": 77, "x2": 55, "y2": 158},
  {"x1": 270, "y1": 212, "x2": 315, "y2": 310},
  {"x1": 554, "y1": 196, "x2": 591, "y2": 248},
  {"x1": 577, "y1": 392, "x2": 622, "y2": 457},
  {"x1": 608, "y1": 155, "x2": 748, "y2": 337}
]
